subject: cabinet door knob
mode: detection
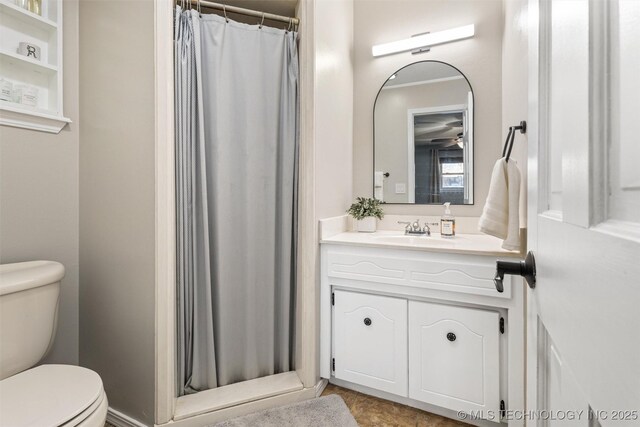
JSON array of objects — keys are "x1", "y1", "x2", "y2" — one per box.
[
  {"x1": 364, "y1": 317, "x2": 372, "y2": 326},
  {"x1": 447, "y1": 332, "x2": 456, "y2": 342}
]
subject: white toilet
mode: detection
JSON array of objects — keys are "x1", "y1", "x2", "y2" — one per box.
[{"x1": 0, "y1": 261, "x2": 108, "y2": 427}]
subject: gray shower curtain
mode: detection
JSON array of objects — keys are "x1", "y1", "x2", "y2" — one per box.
[
  {"x1": 175, "y1": 7, "x2": 298, "y2": 395},
  {"x1": 428, "y1": 149, "x2": 441, "y2": 204}
]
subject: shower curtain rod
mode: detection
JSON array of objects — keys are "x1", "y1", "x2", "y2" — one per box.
[{"x1": 180, "y1": 0, "x2": 300, "y2": 25}]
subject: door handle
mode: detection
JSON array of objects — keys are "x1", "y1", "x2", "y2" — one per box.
[{"x1": 494, "y1": 251, "x2": 536, "y2": 292}]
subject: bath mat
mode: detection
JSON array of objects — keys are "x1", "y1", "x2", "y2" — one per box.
[{"x1": 213, "y1": 394, "x2": 358, "y2": 427}]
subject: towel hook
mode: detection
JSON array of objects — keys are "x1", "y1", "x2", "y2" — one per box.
[
  {"x1": 503, "y1": 121, "x2": 527, "y2": 162},
  {"x1": 259, "y1": 12, "x2": 265, "y2": 28},
  {"x1": 501, "y1": 127, "x2": 514, "y2": 159},
  {"x1": 514, "y1": 120, "x2": 527, "y2": 134},
  {"x1": 505, "y1": 127, "x2": 516, "y2": 162}
]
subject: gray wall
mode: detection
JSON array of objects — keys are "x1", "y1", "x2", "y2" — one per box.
[
  {"x1": 353, "y1": 0, "x2": 504, "y2": 216},
  {"x1": 78, "y1": 0, "x2": 156, "y2": 424},
  {"x1": 0, "y1": 0, "x2": 80, "y2": 366},
  {"x1": 315, "y1": 0, "x2": 354, "y2": 220}
]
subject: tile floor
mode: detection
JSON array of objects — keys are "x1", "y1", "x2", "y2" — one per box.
[{"x1": 321, "y1": 383, "x2": 471, "y2": 427}]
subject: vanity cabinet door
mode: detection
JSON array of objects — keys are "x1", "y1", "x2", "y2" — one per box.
[
  {"x1": 333, "y1": 290, "x2": 408, "y2": 396},
  {"x1": 408, "y1": 301, "x2": 500, "y2": 420}
]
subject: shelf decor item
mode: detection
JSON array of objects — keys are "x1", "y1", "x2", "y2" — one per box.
[
  {"x1": 0, "y1": 79, "x2": 13, "y2": 102},
  {"x1": 12, "y1": 84, "x2": 38, "y2": 107},
  {"x1": 15, "y1": 0, "x2": 29, "y2": 10},
  {"x1": 347, "y1": 197, "x2": 384, "y2": 232},
  {"x1": 27, "y1": 0, "x2": 41, "y2": 15},
  {"x1": 18, "y1": 42, "x2": 41, "y2": 61}
]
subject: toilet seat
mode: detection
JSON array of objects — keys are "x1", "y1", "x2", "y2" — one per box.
[
  {"x1": 0, "y1": 364, "x2": 106, "y2": 427},
  {"x1": 60, "y1": 388, "x2": 108, "y2": 427}
]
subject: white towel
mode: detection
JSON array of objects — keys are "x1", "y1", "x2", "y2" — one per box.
[
  {"x1": 374, "y1": 171, "x2": 384, "y2": 187},
  {"x1": 374, "y1": 171, "x2": 384, "y2": 201},
  {"x1": 478, "y1": 158, "x2": 521, "y2": 251}
]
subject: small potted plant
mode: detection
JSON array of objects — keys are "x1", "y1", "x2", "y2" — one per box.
[{"x1": 347, "y1": 197, "x2": 384, "y2": 232}]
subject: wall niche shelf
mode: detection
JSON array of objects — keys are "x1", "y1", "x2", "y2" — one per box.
[{"x1": 0, "y1": 0, "x2": 70, "y2": 133}]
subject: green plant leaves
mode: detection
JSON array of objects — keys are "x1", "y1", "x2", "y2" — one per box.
[{"x1": 347, "y1": 197, "x2": 384, "y2": 220}]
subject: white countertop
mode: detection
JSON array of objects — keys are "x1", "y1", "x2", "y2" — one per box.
[{"x1": 320, "y1": 230, "x2": 521, "y2": 257}]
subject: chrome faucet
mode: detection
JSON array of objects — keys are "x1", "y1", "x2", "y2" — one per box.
[{"x1": 398, "y1": 219, "x2": 431, "y2": 236}]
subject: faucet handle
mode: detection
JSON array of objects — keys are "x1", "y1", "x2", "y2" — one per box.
[
  {"x1": 397, "y1": 221, "x2": 412, "y2": 232},
  {"x1": 412, "y1": 219, "x2": 421, "y2": 231},
  {"x1": 422, "y1": 222, "x2": 431, "y2": 236}
]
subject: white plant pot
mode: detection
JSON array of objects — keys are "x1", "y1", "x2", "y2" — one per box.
[{"x1": 356, "y1": 217, "x2": 377, "y2": 233}]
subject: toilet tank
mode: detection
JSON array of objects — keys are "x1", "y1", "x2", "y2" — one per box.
[{"x1": 0, "y1": 261, "x2": 64, "y2": 380}]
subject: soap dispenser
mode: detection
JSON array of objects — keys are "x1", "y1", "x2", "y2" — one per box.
[{"x1": 441, "y1": 202, "x2": 455, "y2": 238}]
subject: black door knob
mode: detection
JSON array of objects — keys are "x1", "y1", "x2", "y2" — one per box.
[
  {"x1": 494, "y1": 251, "x2": 537, "y2": 292},
  {"x1": 447, "y1": 332, "x2": 456, "y2": 342},
  {"x1": 364, "y1": 317, "x2": 372, "y2": 326}
]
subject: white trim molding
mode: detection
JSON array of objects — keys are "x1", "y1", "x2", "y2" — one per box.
[
  {"x1": 295, "y1": 0, "x2": 318, "y2": 390},
  {"x1": 154, "y1": 0, "x2": 176, "y2": 424},
  {"x1": 0, "y1": 104, "x2": 71, "y2": 134},
  {"x1": 152, "y1": 0, "x2": 319, "y2": 424},
  {"x1": 173, "y1": 372, "x2": 303, "y2": 421},
  {"x1": 315, "y1": 379, "x2": 329, "y2": 397},
  {"x1": 107, "y1": 408, "x2": 148, "y2": 427},
  {"x1": 155, "y1": 388, "x2": 317, "y2": 427},
  {"x1": 406, "y1": 104, "x2": 467, "y2": 204}
]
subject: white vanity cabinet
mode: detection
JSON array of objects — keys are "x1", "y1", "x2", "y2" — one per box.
[
  {"x1": 333, "y1": 290, "x2": 407, "y2": 396},
  {"x1": 320, "y1": 237, "x2": 525, "y2": 426},
  {"x1": 408, "y1": 301, "x2": 500, "y2": 416}
]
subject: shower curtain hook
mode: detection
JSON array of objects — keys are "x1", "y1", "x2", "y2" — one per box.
[
  {"x1": 259, "y1": 12, "x2": 265, "y2": 29},
  {"x1": 287, "y1": 17, "x2": 293, "y2": 32},
  {"x1": 196, "y1": 0, "x2": 201, "y2": 15},
  {"x1": 222, "y1": 5, "x2": 229, "y2": 22}
]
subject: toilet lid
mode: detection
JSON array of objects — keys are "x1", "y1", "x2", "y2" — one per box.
[{"x1": 0, "y1": 364, "x2": 103, "y2": 427}]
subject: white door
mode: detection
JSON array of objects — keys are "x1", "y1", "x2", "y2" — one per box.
[
  {"x1": 332, "y1": 290, "x2": 408, "y2": 396},
  {"x1": 527, "y1": 0, "x2": 640, "y2": 425},
  {"x1": 408, "y1": 301, "x2": 500, "y2": 420}
]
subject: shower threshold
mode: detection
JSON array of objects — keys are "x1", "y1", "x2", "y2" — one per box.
[{"x1": 172, "y1": 371, "x2": 312, "y2": 423}]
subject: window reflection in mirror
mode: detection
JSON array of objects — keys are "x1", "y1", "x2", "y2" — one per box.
[{"x1": 373, "y1": 61, "x2": 474, "y2": 205}]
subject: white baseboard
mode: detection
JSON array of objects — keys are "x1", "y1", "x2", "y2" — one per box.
[
  {"x1": 107, "y1": 407, "x2": 148, "y2": 427},
  {"x1": 314, "y1": 378, "x2": 328, "y2": 397}
]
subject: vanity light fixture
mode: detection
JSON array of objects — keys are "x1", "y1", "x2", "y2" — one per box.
[{"x1": 371, "y1": 24, "x2": 475, "y2": 57}]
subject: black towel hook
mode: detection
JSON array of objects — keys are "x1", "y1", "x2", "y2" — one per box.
[
  {"x1": 501, "y1": 127, "x2": 514, "y2": 159},
  {"x1": 503, "y1": 121, "x2": 527, "y2": 162}
]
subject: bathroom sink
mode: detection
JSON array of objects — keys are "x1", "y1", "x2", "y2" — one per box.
[{"x1": 371, "y1": 235, "x2": 455, "y2": 247}]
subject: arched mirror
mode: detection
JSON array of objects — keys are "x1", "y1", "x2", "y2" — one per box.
[{"x1": 373, "y1": 61, "x2": 474, "y2": 205}]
